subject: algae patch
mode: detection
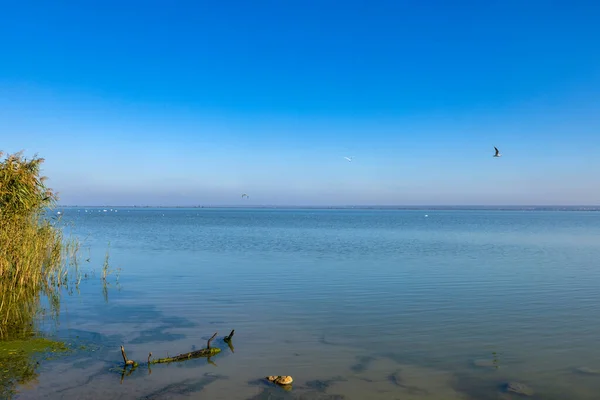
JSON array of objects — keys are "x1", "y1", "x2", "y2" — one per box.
[
  {"x1": 0, "y1": 337, "x2": 69, "y2": 358},
  {"x1": 0, "y1": 337, "x2": 70, "y2": 399}
]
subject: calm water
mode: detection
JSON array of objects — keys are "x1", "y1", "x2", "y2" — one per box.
[{"x1": 15, "y1": 208, "x2": 600, "y2": 399}]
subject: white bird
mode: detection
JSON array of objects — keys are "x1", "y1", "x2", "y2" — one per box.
[
  {"x1": 493, "y1": 146, "x2": 502, "y2": 157},
  {"x1": 344, "y1": 156, "x2": 353, "y2": 162}
]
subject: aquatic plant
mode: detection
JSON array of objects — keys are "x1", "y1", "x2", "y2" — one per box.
[
  {"x1": 0, "y1": 151, "x2": 80, "y2": 340},
  {"x1": 0, "y1": 151, "x2": 123, "y2": 398},
  {"x1": 0, "y1": 336, "x2": 70, "y2": 399}
]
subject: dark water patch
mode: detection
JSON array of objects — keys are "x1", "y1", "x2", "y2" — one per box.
[
  {"x1": 71, "y1": 358, "x2": 95, "y2": 369},
  {"x1": 382, "y1": 348, "x2": 522, "y2": 378},
  {"x1": 246, "y1": 388, "x2": 346, "y2": 400},
  {"x1": 161, "y1": 316, "x2": 197, "y2": 328},
  {"x1": 140, "y1": 372, "x2": 226, "y2": 399},
  {"x1": 129, "y1": 326, "x2": 186, "y2": 344},
  {"x1": 472, "y1": 358, "x2": 500, "y2": 370},
  {"x1": 56, "y1": 329, "x2": 123, "y2": 362},
  {"x1": 318, "y1": 335, "x2": 351, "y2": 348},
  {"x1": 247, "y1": 378, "x2": 270, "y2": 388},
  {"x1": 305, "y1": 376, "x2": 347, "y2": 392},
  {"x1": 58, "y1": 328, "x2": 121, "y2": 346},
  {"x1": 349, "y1": 356, "x2": 376, "y2": 373},
  {"x1": 449, "y1": 376, "x2": 499, "y2": 400},
  {"x1": 76, "y1": 303, "x2": 159, "y2": 325},
  {"x1": 387, "y1": 369, "x2": 429, "y2": 395},
  {"x1": 381, "y1": 351, "x2": 444, "y2": 370},
  {"x1": 451, "y1": 369, "x2": 579, "y2": 400},
  {"x1": 132, "y1": 308, "x2": 189, "y2": 328},
  {"x1": 450, "y1": 373, "x2": 546, "y2": 400},
  {"x1": 77, "y1": 303, "x2": 196, "y2": 330},
  {"x1": 55, "y1": 367, "x2": 112, "y2": 395}
]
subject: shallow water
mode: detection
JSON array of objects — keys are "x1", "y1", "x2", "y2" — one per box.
[{"x1": 13, "y1": 208, "x2": 600, "y2": 399}]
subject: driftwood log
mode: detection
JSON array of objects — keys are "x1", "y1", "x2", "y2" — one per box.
[
  {"x1": 120, "y1": 331, "x2": 233, "y2": 368},
  {"x1": 149, "y1": 332, "x2": 220, "y2": 364}
]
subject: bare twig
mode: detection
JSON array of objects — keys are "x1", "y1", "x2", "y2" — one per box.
[
  {"x1": 120, "y1": 345, "x2": 136, "y2": 366},
  {"x1": 224, "y1": 329, "x2": 235, "y2": 341},
  {"x1": 207, "y1": 332, "x2": 218, "y2": 349}
]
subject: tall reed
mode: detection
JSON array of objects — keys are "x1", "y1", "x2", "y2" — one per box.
[{"x1": 0, "y1": 151, "x2": 79, "y2": 340}]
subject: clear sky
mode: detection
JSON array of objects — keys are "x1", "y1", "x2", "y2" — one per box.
[{"x1": 1, "y1": 1, "x2": 599, "y2": 206}]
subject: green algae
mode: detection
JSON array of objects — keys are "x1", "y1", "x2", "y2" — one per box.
[
  {"x1": 0, "y1": 337, "x2": 69, "y2": 358},
  {"x1": 0, "y1": 336, "x2": 70, "y2": 399}
]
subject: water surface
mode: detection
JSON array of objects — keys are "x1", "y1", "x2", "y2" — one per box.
[{"x1": 16, "y1": 208, "x2": 600, "y2": 399}]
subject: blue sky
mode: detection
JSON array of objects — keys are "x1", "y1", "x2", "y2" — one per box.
[{"x1": 1, "y1": 1, "x2": 599, "y2": 206}]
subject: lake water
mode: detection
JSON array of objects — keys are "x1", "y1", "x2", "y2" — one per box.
[{"x1": 14, "y1": 208, "x2": 600, "y2": 399}]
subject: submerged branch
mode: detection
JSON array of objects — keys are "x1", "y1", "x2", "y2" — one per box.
[
  {"x1": 207, "y1": 332, "x2": 218, "y2": 349},
  {"x1": 120, "y1": 345, "x2": 138, "y2": 367},
  {"x1": 119, "y1": 331, "x2": 233, "y2": 368},
  {"x1": 149, "y1": 346, "x2": 221, "y2": 364},
  {"x1": 224, "y1": 329, "x2": 235, "y2": 353}
]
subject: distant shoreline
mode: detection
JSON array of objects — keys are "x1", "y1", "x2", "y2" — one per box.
[{"x1": 57, "y1": 205, "x2": 600, "y2": 211}]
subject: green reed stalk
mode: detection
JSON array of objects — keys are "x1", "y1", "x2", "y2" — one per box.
[{"x1": 0, "y1": 151, "x2": 79, "y2": 340}]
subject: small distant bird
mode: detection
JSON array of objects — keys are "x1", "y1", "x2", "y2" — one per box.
[
  {"x1": 344, "y1": 156, "x2": 353, "y2": 162},
  {"x1": 493, "y1": 147, "x2": 502, "y2": 157},
  {"x1": 241, "y1": 193, "x2": 249, "y2": 199}
]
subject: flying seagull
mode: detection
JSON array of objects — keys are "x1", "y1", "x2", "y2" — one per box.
[
  {"x1": 344, "y1": 156, "x2": 353, "y2": 162},
  {"x1": 493, "y1": 147, "x2": 502, "y2": 157},
  {"x1": 241, "y1": 193, "x2": 249, "y2": 199}
]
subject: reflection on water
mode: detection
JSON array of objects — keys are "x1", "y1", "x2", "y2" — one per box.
[{"x1": 7, "y1": 209, "x2": 600, "y2": 399}]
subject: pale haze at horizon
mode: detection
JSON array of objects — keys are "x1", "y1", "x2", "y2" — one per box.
[{"x1": 1, "y1": 2, "x2": 599, "y2": 206}]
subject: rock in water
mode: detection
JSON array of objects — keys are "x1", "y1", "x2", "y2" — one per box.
[
  {"x1": 505, "y1": 381, "x2": 534, "y2": 396},
  {"x1": 266, "y1": 375, "x2": 293, "y2": 385}
]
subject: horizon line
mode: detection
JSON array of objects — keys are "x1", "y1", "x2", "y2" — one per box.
[{"x1": 56, "y1": 204, "x2": 600, "y2": 210}]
